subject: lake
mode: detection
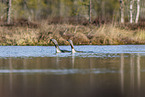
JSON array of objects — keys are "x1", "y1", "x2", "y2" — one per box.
[{"x1": 0, "y1": 45, "x2": 145, "y2": 97}]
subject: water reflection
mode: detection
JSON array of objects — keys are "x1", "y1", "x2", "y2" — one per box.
[
  {"x1": 137, "y1": 53, "x2": 141, "y2": 97},
  {"x1": 9, "y1": 58, "x2": 13, "y2": 96},
  {"x1": 0, "y1": 53, "x2": 144, "y2": 97},
  {"x1": 119, "y1": 53, "x2": 141, "y2": 97},
  {"x1": 71, "y1": 54, "x2": 75, "y2": 68},
  {"x1": 120, "y1": 53, "x2": 124, "y2": 94},
  {"x1": 130, "y1": 54, "x2": 135, "y2": 96}
]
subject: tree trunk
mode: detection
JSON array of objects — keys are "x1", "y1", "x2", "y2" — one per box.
[
  {"x1": 130, "y1": 0, "x2": 134, "y2": 23},
  {"x1": 120, "y1": 0, "x2": 124, "y2": 23},
  {"x1": 89, "y1": 0, "x2": 92, "y2": 23},
  {"x1": 101, "y1": 1, "x2": 105, "y2": 18},
  {"x1": 59, "y1": 0, "x2": 63, "y2": 17},
  {"x1": 135, "y1": 0, "x2": 140, "y2": 23},
  {"x1": 7, "y1": 0, "x2": 12, "y2": 24}
]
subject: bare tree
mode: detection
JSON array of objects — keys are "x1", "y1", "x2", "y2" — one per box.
[
  {"x1": 101, "y1": 1, "x2": 105, "y2": 18},
  {"x1": 89, "y1": 0, "x2": 92, "y2": 23},
  {"x1": 120, "y1": 0, "x2": 124, "y2": 23},
  {"x1": 130, "y1": 0, "x2": 134, "y2": 23},
  {"x1": 135, "y1": 0, "x2": 140, "y2": 23},
  {"x1": 7, "y1": 0, "x2": 12, "y2": 24}
]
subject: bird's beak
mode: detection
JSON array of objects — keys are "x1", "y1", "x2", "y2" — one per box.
[
  {"x1": 49, "y1": 39, "x2": 52, "y2": 44},
  {"x1": 66, "y1": 39, "x2": 70, "y2": 44},
  {"x1": 67, "y1": 39, "x2": 70, "y2": 42}
]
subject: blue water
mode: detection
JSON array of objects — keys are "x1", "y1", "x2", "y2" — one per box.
[
  {"x1": 0, "y1": 45, "x2": 144, "y2": 97},
  {"x1": 0, "y1": 45, "x2": 145, "y2": 57}
]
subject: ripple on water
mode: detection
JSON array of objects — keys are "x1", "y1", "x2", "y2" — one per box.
[
  {"x1": 0, "y1": 69, "x2": 119, "y2": 74},
  {"x1": 0, "y1": 45, "x2": 145, "y2": 58}
]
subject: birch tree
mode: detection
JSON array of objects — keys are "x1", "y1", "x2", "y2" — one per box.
[
  {"x1": 120, "y1": 0, "x2": 124, "y2": 23},
  {"x1": 7, "y1": 0, "x2": 12, "y2": 24},
  {"x1": 130, "y1": 0, "x2": 134, "y2": 23},
  {"x1": 135, "y1": 0, "x2": 140, "y2": 23}
]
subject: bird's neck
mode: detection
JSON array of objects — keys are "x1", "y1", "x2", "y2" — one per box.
[
  {"x1": 56, "y1": 47, "x2": 61, "y2": 53},
  {"x1": 72, "y1": 48, "x2": 76, "y2": 53}
]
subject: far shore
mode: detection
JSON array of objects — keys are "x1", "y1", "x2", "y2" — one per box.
[{"x1": 0, "y1": 22, "x2": 145, "y2": 46}]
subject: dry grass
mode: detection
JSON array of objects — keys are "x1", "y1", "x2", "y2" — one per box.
[
  {"x1": 135, "y1": 30, "x2": 145, "y2": 43},
  {"x1": 0, "y1": 22, "x2": 145, "y2": 46},
  {"x1": 0, "y1": 27, "x2": 39, "y2": 45},
  {"x1": 90, "y1": 24, "x2": 135, "y2": 45}
]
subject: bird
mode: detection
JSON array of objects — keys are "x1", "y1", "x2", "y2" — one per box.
[
  {"x1": 50, "y1": 39, "x2": 71, "y2": 53},
  {"x1": 67, "y1": 39, "x2": 83, "y2": 53}
]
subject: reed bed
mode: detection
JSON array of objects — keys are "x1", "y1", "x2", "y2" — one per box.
[{"x1": 0, "y1": 22, "x2": 145, "y2": 46}]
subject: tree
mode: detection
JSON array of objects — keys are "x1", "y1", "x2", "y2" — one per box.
[
  {"x1": 89, "y1": 0, "x2": 92, "y2": 23},
  {"x1": 130, "y1": 0, "x2": 134, "y2": 23},
  {"x1": 135, "y1": 0, "x2": 140, "y2": 23},
  {"x1": 2, "y1": 0, "x2": 142, "y2": 24},
  {"x1": 7, "y1": 0, "x2": 11, "y2": 24},
  {"x1": 120, "y1": 0, "x2": 124, "y2": 23}
]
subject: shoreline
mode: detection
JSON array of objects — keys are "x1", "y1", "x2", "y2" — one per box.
[{"x1": 0, "y1": 23, "x2": 145, "y2": 46}]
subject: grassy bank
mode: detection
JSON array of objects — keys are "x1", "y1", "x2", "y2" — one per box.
[{"x1": 0, "y1": 22, "x2": 145, "y2": 46}]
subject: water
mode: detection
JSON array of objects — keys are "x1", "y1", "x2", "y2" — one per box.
[{"x1": 0, "y1": 45, "x2": 145, "y2": 97}]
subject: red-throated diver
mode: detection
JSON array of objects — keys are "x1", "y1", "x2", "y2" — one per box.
[
  {"x1": 50, "y1": 39, "x2": 71, "y2": 53},
  {"x1": 67, "y1": 39, "x2": 83, "y2": 53}
]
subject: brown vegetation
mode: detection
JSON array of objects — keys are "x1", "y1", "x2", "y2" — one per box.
[{"x1": 0, "y1": 20, "x2": 145, "y2": 46}]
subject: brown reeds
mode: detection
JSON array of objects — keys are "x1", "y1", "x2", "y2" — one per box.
[{"x1": 0, "y1": 21, "x2": 145, "y2": 46}]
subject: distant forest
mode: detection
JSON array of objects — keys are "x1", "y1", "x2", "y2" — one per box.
[{"x1": 0, "y1": 0, "x2": 145, "y2": 24}]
